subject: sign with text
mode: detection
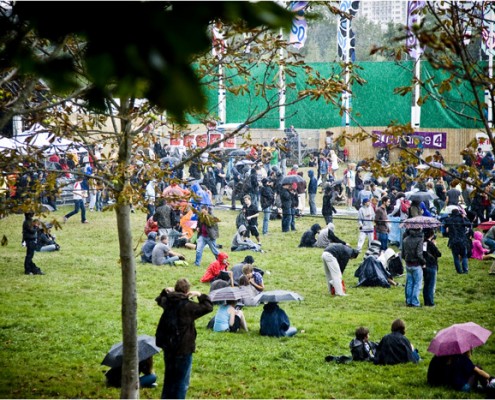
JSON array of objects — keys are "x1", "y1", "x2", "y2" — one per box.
[{"x1": 372, "y1": 131, "x2": 446, "y2": 149}]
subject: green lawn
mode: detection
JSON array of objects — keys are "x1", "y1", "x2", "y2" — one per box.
[{"x1": 0, "y1": 203, "x2": 494, "y2": 399}]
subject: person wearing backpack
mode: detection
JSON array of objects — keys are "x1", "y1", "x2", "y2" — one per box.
[{"x1": 155, "y1": 278, "x2": 213, "y2": 399}]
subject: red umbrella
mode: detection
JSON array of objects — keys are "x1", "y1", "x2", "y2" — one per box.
[{"x1": 427, "y1": 322, "x2": 492, "y2": 357}]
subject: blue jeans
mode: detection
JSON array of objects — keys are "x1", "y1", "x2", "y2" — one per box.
[
  {"x1": 309, "y1": 193, "x2": 317, "y2": 215},
  {"x1": 262, "y1": 207, "x2": 271, "y2": 235},
  {"x1": 405, "y1": 266, "x2": 423, "y2": 307},
  {"x1": 140, "y1": 373, "x2": 157, "y2": 388},
  {"x1": 194, "y1": 235, "x2": 219, "y2": 266},
  {"x1": 162, "y1": 353, "x2": 192, "y2": 399},
  {"x1": 290, "y1": 208, "x2": 296, "y2": 231},
  {"x1": 483, "y1": 237, "x2": 495, "y2": 253},
  {"x1": 451, "y1": 245, "x2": 468, "y2": 273},
  {"x1": 423, "y1": 266, "x2": 437, "y2": 306},
  {"x1": 65, "y1": 199, "x2": 86, "y2": 222},
  {"x1": 281, "y1": 208, "x2": 291, "y2": 232},
  {"x1": 377, "y1": 232, "x2": 388, "y2": 251}
]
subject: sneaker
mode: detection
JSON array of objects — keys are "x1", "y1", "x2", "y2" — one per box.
[
  {"x1": 82, "y1": 221, "x2": 89, "y2": 224},
  {"x1": 34, "y1": 270, "x2": 45, "y2": 275},
  {"x1": 63, "y1": 217, "x2": 68, "y2": 223}
]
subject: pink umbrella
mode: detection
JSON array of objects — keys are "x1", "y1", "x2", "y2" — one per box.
[{"x1": 427, "y1": 322, "x2": 492, "y2": 357}]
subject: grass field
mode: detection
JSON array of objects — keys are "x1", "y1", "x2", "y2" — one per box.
[{"x1": 0, "y1": 196, "x2": 494, "y2": 399}]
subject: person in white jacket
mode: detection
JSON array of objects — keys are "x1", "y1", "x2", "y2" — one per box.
[{"x1": 357, "y1": 198, "x2": 375, "y2": 252}]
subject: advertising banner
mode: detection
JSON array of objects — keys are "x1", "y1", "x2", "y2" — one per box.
[{"x1": 372, "y1": 130, "x2": 446, "y2": 149}]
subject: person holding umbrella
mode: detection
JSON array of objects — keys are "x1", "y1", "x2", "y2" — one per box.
[
  {"x1": 259, "y1": 302, "x2": 297, "y2": 338},
  {"x1": 427, "y1": 322, "x2": 494, "y2": 395}
]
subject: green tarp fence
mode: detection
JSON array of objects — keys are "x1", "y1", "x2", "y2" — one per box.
[{"x1": 189, "y1": 61, "x2": 484, "y2": 129}]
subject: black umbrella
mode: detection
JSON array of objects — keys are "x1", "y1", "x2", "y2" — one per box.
[
  {"x1": 101, "y1": 334, "x2": 161, "y2": 368},
  {"x1": 406, "y1": 191, "x2": 437, "y2": 202},
  {"x1": 236, "y1": 159, "x2": 255, "y2": 166},
  {"x1": 281, "y1": 175, "x2": 305, "y2": 185},
  {"x1": 160, "y1": 156, "x2": 179, "y2": 164},
  {"x1": 229, "y1": 149, "x2": 249, "y2": 157}
]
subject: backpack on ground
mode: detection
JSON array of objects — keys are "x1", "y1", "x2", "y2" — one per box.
[{"x1": 155, "y1": 298, "x2": 189, "y2": 352}]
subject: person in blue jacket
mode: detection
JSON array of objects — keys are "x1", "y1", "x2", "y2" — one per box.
[{"x1": 259, "y1": 302, "x2": 297, "y2": 337}]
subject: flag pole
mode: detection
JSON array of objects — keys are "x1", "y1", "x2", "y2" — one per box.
[{"x1": 279, "y1": 28, "x2": 286, "y2": 132}]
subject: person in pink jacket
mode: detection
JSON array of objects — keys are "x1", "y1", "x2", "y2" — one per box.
[{"x1": 471, "y1": 231, "x2": 492, "y2": 260}]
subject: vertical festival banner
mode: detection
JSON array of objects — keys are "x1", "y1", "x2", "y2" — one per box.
[
  {"x1": 482, "y1": 2, "x2": 495, "y2": 127},
  {"x1": 337, "y1": 1, "x2": 359, "y2": 126},
  {"x1": 212, "y1": 22, "x2": 227, "y2": 126},
  {"x1": 289, "y1": 1, "x2": 309, "y2": 49},
  {"x1": 406, "y1": 1, "x2": 426, "y2": 128}
]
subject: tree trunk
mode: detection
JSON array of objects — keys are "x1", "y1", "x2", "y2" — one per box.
[
  {"x1": 118, "y1": 107, "x2": 139, "y2": 399},
  {"x1": 117, "y1": 202, "x2": 139, "y2": 399}
]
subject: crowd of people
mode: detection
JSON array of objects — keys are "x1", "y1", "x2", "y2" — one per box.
[{"x1": 13, "y1": 133, "x2": 495, "y2": 398}]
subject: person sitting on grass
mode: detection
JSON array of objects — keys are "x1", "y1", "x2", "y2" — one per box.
[
  {"x1": 471, "y1": 231, "x2": 492, "y2": 260},
  {"x1": 374, "y1": 319, "x2": 419, "y2": 365},
  {"x1": 298, "y1": 223, "x2": 321, "y2": 248},
  {"x1": 349, "y1": 326, "x2": 378, "y2": 362},
  {"x1": 241, "y1": 263, "x2": 264, "y2": 293},
  {"x1": 141, "y1": 231, "x2": 157, "y2": 263},
  {"x1": 200, "y1": 252, "x2": 233, "y2": 287},
  {"x1": 427, "y1": 350, "x2": 495, "y2": 396},
  {"x1": 105, "y1": 356, "x2": 157, "y2": 389},
  {"x1": 36, "y1": 222, "x2": 60, "y2": 252},
  {"x1": 151, "y1": 234, "x2": 187, "y2": 266},
  {"x1": 213, "y1": 299, "x2": 248, "y2": 333},
  {"x1": 231, "y1": 225, "x2": 263, "y2": 252},
  {"x1": 259, "y1": 302, "x2": 297, "y2": 338}
]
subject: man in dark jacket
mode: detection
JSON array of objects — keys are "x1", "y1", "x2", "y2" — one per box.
[
  {"x1": 321, "y1": 243, "x2": 359, "y2": 296},
  {"x1": 155, "y1": 278, "x2": 213, "y2": 399},
  {"x1": 307, "y1": 170, "x2": 318, "y2": 215},
  {"x1": 374, "y1": 319, "x2": 419, "y2": 365},
  {"x1": 280, "y1": 183, "x2": 292, "y2": 233},
  {"x1": 22, "y1": 213, "x2": 44, "y2": 275},
  {"x1": 402, "y1": 228, "x2": 425, "y2": 307},
  {"x1": 299, "y1": 223, "x2": 321, "y2": 247},
  {"x1": 259, "y1": 178, "x2": 274, "y2": 235},
  {"x1": 444, "y1": 209, "x2": 471, "y2": 274}
]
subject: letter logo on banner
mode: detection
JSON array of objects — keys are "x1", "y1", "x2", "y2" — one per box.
[
  {"x1": 290, "y1": 2, "x2": 309, "y2": 49},
  {"x1": 406, "y1": 1, "x2": 426, "y2": 60}
]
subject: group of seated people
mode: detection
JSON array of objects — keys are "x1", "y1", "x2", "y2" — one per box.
[
  {"x1": 141, "y1": 232, "x2": 189, "y2": 267},
  {"x1": 343, "y1": 319, "x2": 494, "y2": 396},
  {"x1": 199, "y1": 253, "x2": 298, "y2": 338}
]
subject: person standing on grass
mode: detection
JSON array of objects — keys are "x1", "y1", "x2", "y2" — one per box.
[
  {"x1": 374, "y1": 196, "x2": 390, "y2": 251},
  {"x1": 307, "y1": 169, "x2": 318, "y2": 216},
  {"x1": 22, "y1": 213, "x2": 44, "y2": 275},
  {"x1": 242, "y1": 195, "x2": 261, "y2": 245},
  {"x1": 422, "y1": 228, "x2": 442, "y2": 307},
  {"x1": 280, "y1": 182, "x2": 292, "y2": 233},
  {"x1": 194, "y1": 205, "x2": 220, "y2": 267},
  {"x1": 64, "y1": 175, "x2": 89, "y2": 224},
  {"x1": 402, "y1": 228, "x2": 426, "y2": 308},
  {"x1": 357, "y1": 197, "x2": 375, "y2": 252},
  {"x1": 259, "y1": 178, "x2": 274, "y2": 236},
  {"x1": 444, "y1": 209, "x2": 471, "y2": 274},
  {"x1": 155, "y1": 278, "x2": 213, "y2": 399}
]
